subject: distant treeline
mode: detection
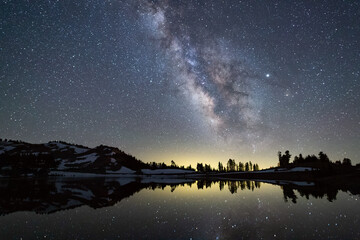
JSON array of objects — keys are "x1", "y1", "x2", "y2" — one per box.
[
  {"x1": 197, "y1": 159, "x2": 260, "y2": 172},
  {"x1": 151, "y1": 150, "x2": 358, "y2": 173},
  {"x1": 278, "y1": 150, "x2": 356, "y2": 169},
  {"x1": 148, "y1": 159, "x2": 260, "y2": 173},
  {"x1": 0, "y1": 152, "x2": 57, "y2": 176},
  {"x1": 0, "y1": 138, "x2": 24, "y2": 143}
]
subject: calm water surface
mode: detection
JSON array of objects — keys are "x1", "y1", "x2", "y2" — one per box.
[{"x1": 0, "y1": 178, "x2": 359, "y2": 240}]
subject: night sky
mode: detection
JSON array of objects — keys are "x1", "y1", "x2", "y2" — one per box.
[{"x1": 1, "y1": 1, "x2": 359, "y2": 167}]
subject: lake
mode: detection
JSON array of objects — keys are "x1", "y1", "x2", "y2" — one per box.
[{"x1": 0, "y1": 177, "x2": 359, "y2": 239}]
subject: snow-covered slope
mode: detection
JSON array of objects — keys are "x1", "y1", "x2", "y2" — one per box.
[
  {"x1": 0, "y1": 140, "x2": 148, "y2": 174},
  {"x1": 0, "y1": 140, "x2": 197, "y2": 176}
]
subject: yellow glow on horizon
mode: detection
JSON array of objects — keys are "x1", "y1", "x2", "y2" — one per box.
[{"x1": 136, "y1": 148, "x2": 278, "y2": 169}]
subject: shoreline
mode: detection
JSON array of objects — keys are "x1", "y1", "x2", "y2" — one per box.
[{"x1": 1, "y1": 169, "x2": 359, "y2": 184}]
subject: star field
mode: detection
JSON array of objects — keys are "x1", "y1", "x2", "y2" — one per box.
[{"x1": 1, "y1": 0, "x2": 359, "y2": 167}]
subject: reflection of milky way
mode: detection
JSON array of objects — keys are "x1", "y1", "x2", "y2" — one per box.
[{"x1": 138, "y1": 2, "x2": 264, "y2": 141}]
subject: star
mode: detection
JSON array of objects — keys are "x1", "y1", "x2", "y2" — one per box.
[{"x1": 0, "y1": 0, "x2": 359, "y2": 168}]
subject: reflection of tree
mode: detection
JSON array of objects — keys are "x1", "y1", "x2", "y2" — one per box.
[
  {"x1": 211, "y1": 177, "x2": 360, "y2": 204},
  {"x1": 277, "y1": 177, "x2": 360, "y2": 203},
  {"x1": 240, "y1": 181, "x2": 246, "y2": 190},
  {"x1": 196, "y1": 180, "x2": 262, "y2": 194},
  {"x1": 246, "y1": 180, "x2": 251, "y2": 190},
  {"x1": 197, "y1": 180, "x2": 204, "y2": 189},
  {"x1": 228, "y1": 181, "x2": 238, "y2": 194},
  {"x1": 1, "y1": 176, "x2": 358, "y2": 216},
  {"x1": 282, "y1": 185, "x2": 298, "y2": 203},
  {"x1": 219, "y1": 181, "x2": 224, "y2": 191},
  {"x1": 196, "y1": 180, "x2": 215, "y2": 190},
  {"x1": 326, "y1": 190, "x2": 338, "y2": 202},
  {"x1": 280, "y1": 179, "x2": 356, "y2": 205},
  {"x1": 295, "y1": 185, "x2": 339, "y2": 202},
  {"x1": 254, "y1": 181, "x2": 261, "y2": 188}
]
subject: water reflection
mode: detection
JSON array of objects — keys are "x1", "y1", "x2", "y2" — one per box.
[
  {"x1": 1, "y1": 177, "x2": 359, "y2": 215},
  {"x1": 197, "y1": 179, "x2": 261, "y2": 193}
]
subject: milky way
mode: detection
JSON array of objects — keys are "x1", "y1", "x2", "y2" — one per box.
[
  {"x1": 138, "y1": 1, "x2": 266, "y2": 142},
  {"x1": 1, "y1": 1, "x2": 359, "y2": 166}
]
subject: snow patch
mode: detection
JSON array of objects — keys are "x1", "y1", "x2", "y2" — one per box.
[
  {"x1": 56, "y1": 153, "x2": 98, "y2": 170},
  {"x1": 69, "y1": 146, "x2": 88, "y2": 154},
  {"x1": 107, "y1": 166, "x2": 135, "y2": 174},
  {"x1": 72, "y1": 189, "x2": 94, "y2": 200},
  {"x1": 73, "y1": 153, "x2": 98, "y2": 164},
  {"x1": 258, "y1": 167, "x2": 318, "y2": 173},
  {"x1": 0, "y1": 146, "x2": 15, "y2": 154},
  {"x1": 141, "y1": 169, "x2": 196, "y2": 175},
  {"x1": 115, "y1": 178, "x2": 136, "y2": 186},
  {"x1": 48, "y1": 142, "x2": 69, "y2": 149},
  {"x1": 3, "y1": 146, "x2": 15, "y2": 151}
]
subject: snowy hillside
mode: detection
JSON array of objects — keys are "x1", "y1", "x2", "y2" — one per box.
[
  {"x1": 0, "y1": 139, "x2": 148, "y2": 175},
  {"x1": 0, "y1": 139, "x2": 196, "y2": 176}
]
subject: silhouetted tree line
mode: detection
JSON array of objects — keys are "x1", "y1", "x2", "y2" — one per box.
[
  {"x1": 278, "y1": 150, "x2": 354, "y2": 169},
  {"x1": 196, "y1": 159, "x2": 260, "y2": 173},
  {"x1": 147, "y1": 160, "x2": 195, "y2": 171},
  {"x1": 0, "y1": 138, "x2": 26, "y2": 143},
  {"x1": 0, "y1": 153, "x2": 57, "y2": 176},
  {"x1": 145, "y1": 158, "x2": 261, "y2": 173}
]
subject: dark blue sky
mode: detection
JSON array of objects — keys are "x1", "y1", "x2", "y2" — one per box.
[{"x1": 1, "y1": 0, "x2": 359, "y2": 167}]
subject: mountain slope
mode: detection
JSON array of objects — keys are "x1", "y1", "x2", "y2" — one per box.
[{"x1": 0, "y1": 139, "x2": 148, "y2": 175}]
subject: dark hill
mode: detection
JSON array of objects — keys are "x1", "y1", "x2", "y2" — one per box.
[{"x1": 0, "y1": 139, "x2": 149, "y2": 176}]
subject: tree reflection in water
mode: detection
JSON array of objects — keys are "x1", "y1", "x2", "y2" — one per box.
[{"x1": 0, "y1": 177, "x2": 359, "y2": 215}]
